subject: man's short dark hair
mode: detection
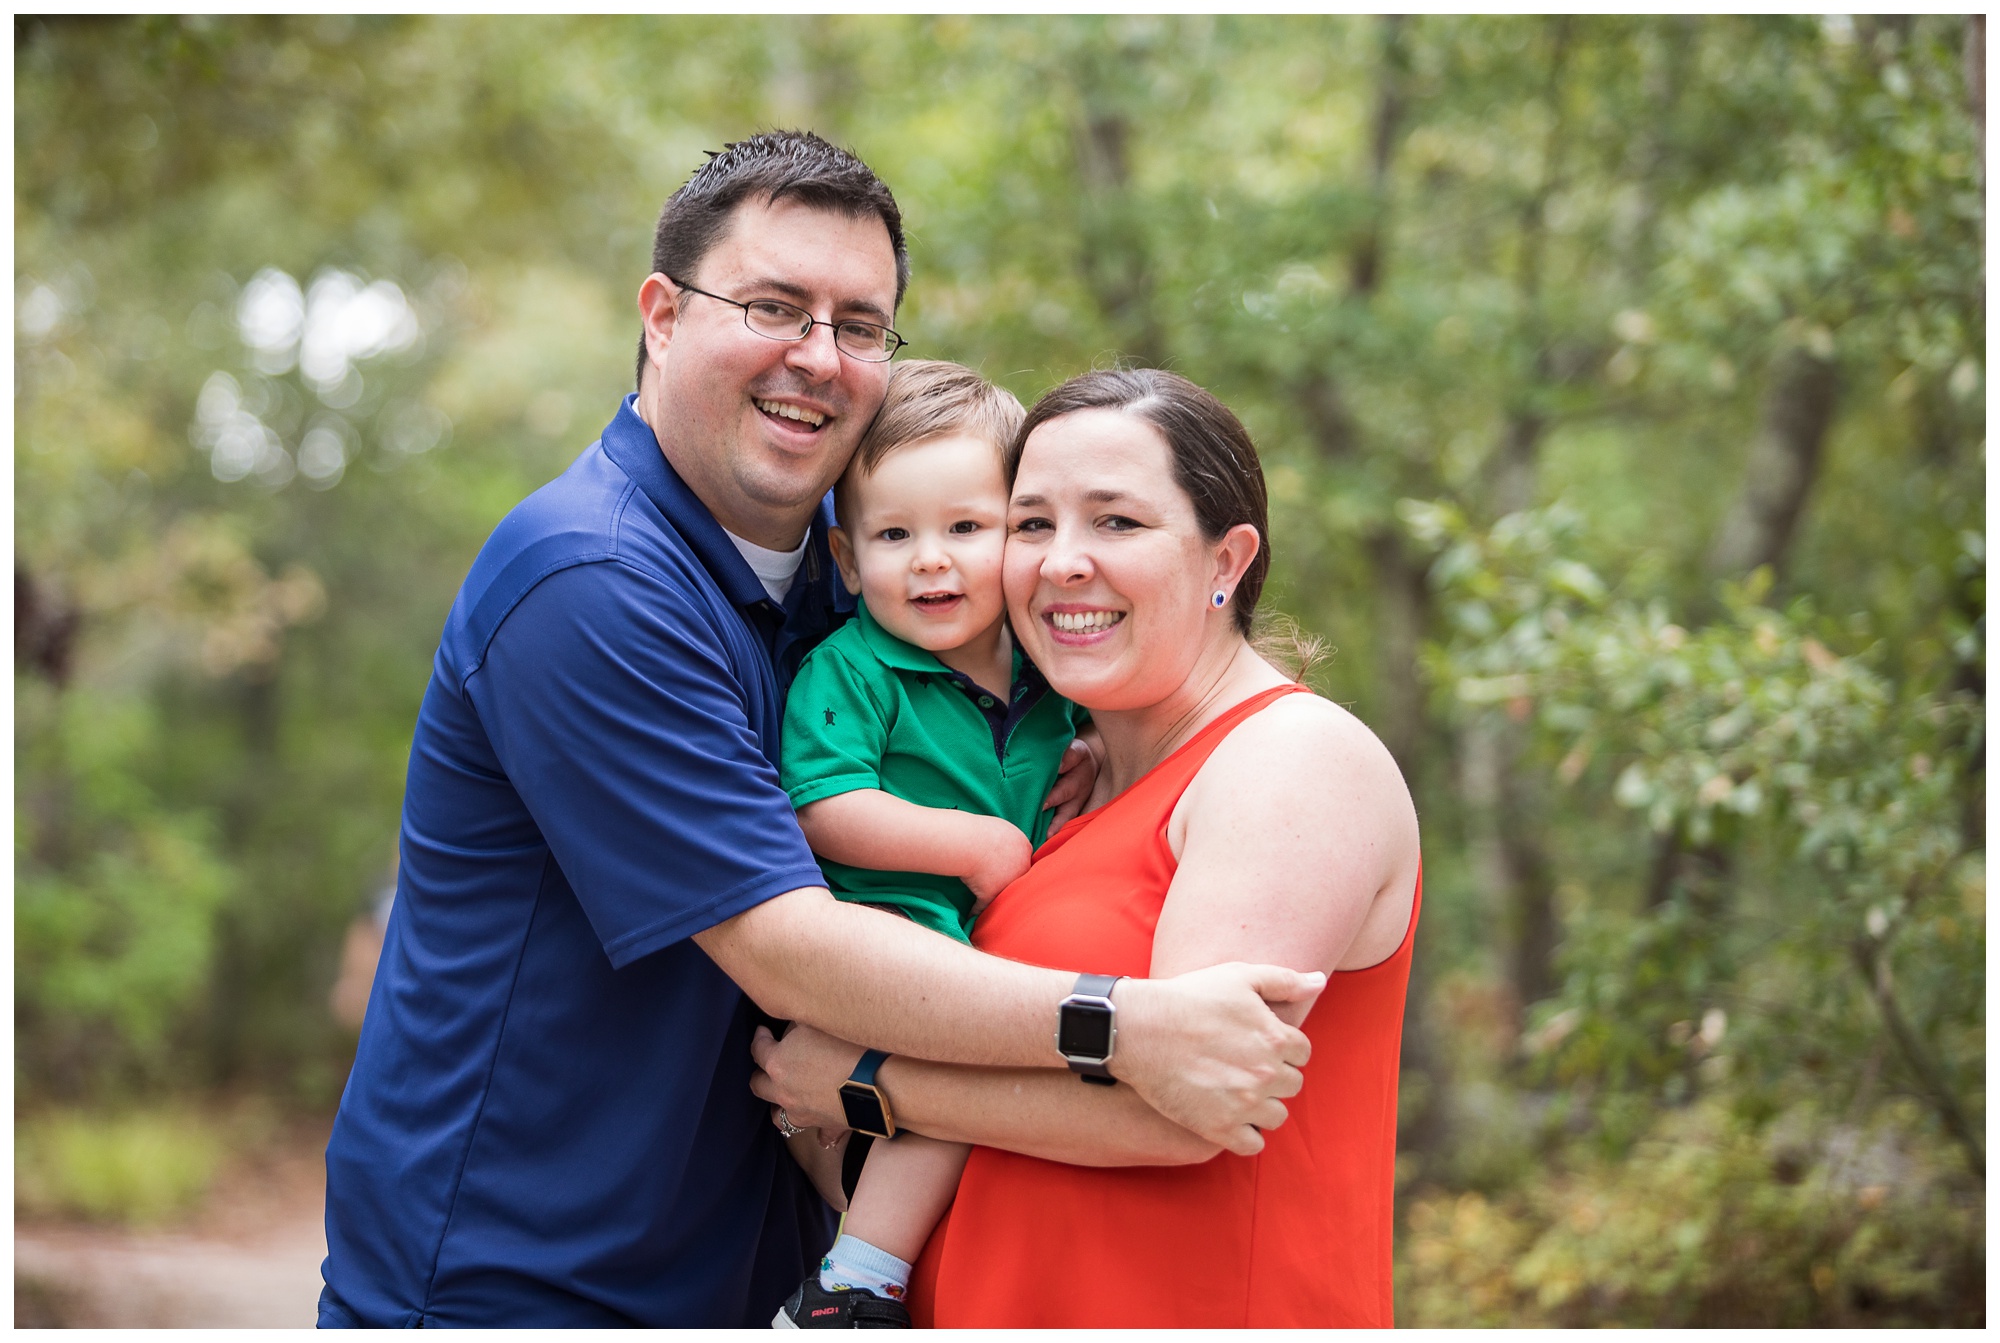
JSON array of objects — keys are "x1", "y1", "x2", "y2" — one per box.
[{"x1": 636, "y1": 129, "x2": 909, "y2": 389}]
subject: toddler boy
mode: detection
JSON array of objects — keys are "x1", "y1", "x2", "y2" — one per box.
[{"x1": 771, "y1": 361, "x2": 1088, "y2": 1328}]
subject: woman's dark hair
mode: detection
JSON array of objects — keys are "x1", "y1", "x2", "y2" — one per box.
[
  {"x1": 636, "y1": 129, "x2": 908, "y2": 388},
  {"x1": 1008, "y1": 369, "x2": 1271, "y2": 639}
]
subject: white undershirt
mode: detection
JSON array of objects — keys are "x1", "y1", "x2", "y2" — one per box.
[{"x1": 722, "y1": 527, "x2": 809, "y2": 606}]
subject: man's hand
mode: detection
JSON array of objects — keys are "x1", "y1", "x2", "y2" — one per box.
[
  {"x1": 1041, "y1": 732, "x2": 1103, "y2": 832},
  {"x1": 962, "y1": 817, "x2": 1033, "y2": 915},
  {"x1": 1110, "y1": 963, "x2": 1324, "y2": 1156}
]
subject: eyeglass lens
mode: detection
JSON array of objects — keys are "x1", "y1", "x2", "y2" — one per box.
[{"x1": 742, "y1": 300, "x2": 896, "y2": 361}]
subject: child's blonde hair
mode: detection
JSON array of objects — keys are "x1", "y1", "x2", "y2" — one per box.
[{"x1": 838, "y1": 361, "x2": 1025, "y2": 524}]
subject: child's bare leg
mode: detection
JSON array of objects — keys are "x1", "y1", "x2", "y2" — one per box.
[{"x1": 842, "y1": 1133, "x2": 971, "y2": 1264}]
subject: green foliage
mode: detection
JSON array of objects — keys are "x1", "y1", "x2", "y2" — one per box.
[
  {"x1": 1413, "y1": 497, "x2": 1983, "y2": 1178},
  {"x1": 1400, "y1": 1097, "x2": 1983, "y2": 1326},
  {"x1": 17, "y1": 684, "x2": 235, "y2": 1095},
  {"x1": 15, "y1": 1107, "x2": 226, "y2": 1226}
]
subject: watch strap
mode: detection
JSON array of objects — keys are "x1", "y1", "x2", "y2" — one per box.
[
  {"x1": 1063, "y1": 973, "x2": 1123, "y2": 1085},
  {"x1": 840, "y1": 1049, "x2": 896, "y2": 1139},
  {"x1": 1074, "y1": 972, "x2": 1120, "y2": 1000},
  {"x1": 849, "y1": 1047, "x2": 890, "y2": 1087}
]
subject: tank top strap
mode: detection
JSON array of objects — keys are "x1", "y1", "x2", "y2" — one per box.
[
  {"x1": 1124, "y1": 682, "x2": 1313, "y2": 809},
  {"x1": 1036, "y1": 683, "x2": 1314, "y2": 859}
]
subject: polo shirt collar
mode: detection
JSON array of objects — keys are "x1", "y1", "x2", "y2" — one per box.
[
  {"x1": 855, "y1": 598, "x2": 954, "y2": 674},
  {"x1": 600, "y1": 393, "x2": 799, "y2": 613},
  {"x1": 855, "y1": 600, "x2": 1045, "y2": 691},
  {"x1": 854, "y1": 600, "x2": 1058, "y2": 758}
]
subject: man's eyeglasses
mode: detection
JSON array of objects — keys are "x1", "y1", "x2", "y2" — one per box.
[{"x1": 669, "y1": 278, "x2": 908, "y2": 363}]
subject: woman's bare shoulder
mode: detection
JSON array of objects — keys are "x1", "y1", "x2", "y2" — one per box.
[
  {"x1": 1210, "y1": 691, "x2": 1408, "y2": 793},
  {"x1": 1170, "y1": 690, "x2": 1414, "y2": 845}
]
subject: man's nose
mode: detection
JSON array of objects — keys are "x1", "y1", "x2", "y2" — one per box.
[{"x1": 783, "y1": 321, "x2": 844, "y2": 382}]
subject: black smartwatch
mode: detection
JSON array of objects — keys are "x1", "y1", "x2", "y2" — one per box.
[
  {"x1": 1056, "y1": 972, "x2": 1123, "y2": 1085},
  {"x1": 839, "y1": 1048, "x2": 897, "y2": 1139}
]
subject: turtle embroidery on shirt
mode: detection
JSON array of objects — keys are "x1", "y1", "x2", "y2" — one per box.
[{"x1": 824, "y1": 707, "x2": 836, "y2": 727}]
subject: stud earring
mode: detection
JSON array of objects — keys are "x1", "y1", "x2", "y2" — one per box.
[{"x1": 1211, "y1": 590, "x2": 1229, "y2": 609}]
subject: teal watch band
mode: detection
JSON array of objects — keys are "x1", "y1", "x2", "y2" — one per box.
[
  {"x1": 840, "y1": 1048, "x2": 897, "y2": 1139},
  {"x1": 851, "y1": 1048, "x2": 889, "y2": 1087}
]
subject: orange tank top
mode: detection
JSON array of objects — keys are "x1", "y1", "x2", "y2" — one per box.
[{"x1": 907, "y1": 683, "x2": 1421, "y2": 1328}]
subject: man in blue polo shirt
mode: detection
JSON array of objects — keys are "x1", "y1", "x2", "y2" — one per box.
[{"x1": 320, "y1": 131, "x2": 1322, "y2": 1328}]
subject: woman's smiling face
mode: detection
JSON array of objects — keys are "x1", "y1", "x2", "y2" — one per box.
[{"x1": 1005, "y1": 408, "x2": 1229, "y2": 711}]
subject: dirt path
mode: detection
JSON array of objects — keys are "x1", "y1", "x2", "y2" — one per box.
[{"x1": 15, "y1": 1118, "x2": 331, "y2": 1328}]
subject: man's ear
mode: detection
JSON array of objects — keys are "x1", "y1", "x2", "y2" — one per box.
[
  {"x1": 636, "y1": 274, "x2": 681, "y2": 377},
  {"x1": 827, "y1": 526, "x2": 864, "y2": 596}
]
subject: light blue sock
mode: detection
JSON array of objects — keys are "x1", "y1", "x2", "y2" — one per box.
[{"x1": 819, "y1": 1233, "x2": 913, "y2": 1301}]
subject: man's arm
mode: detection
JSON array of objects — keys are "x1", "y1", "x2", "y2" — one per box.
[{"x1": 695, "y1": 889, "x2": 1321, "y2": 1156}]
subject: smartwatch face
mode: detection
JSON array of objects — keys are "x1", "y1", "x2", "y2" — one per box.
[
  {"x1": 1058, "y1": 1001, "x2": 1114, "y2": 1059},
  {"x1": 841, "y1": 1083, "x2": 893, "y2": 1138}
]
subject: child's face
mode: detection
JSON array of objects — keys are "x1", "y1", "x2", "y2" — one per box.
[{"x1": 830, "y1": 433, "x2": 1009, "y2": 654}]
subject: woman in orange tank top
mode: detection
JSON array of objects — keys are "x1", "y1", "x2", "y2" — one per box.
[{"x1": 757, "y1": 370, "x2": 1420, "y2": 1328}]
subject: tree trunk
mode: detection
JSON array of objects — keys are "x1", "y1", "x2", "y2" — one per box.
[
  {"x1": 1296, "y1": 15, "x2": 1449, "y2": 1167},
  {"x1": 1705, "y1": 346, "x2": 1840, "y2": 580},
  {"x1": 1394, "y1": 924, "x2": 1450, "y2": 1185},
  {"x1": 1468, "y1": 19, "x2": 1572, "y2": 1021},
  {"x1": 1072, "y1": 97, "x2": 1168, "y2": 367},
  {"x1": 1350, "y1": 15, "x2": 1430, "y2": 785},
  {"x1": 1620, "y1": 18, "x2": 1694, "y2": 286},
  {"x1": 1656, "y1": 349, "x2": 1838, "y2": 951},
  {"x1": 15, "y1": 564, "x2": 81, "y2": 687},
  {"x1": 1967, "y1": 16, "x2": 1986, "y2": 183},
  {"x1": 1348, "y1": 15, "x2": 1407, "y2": 298},
  {"x1": 1643, "y1": 826, "x2": 1733, "y2": 911},
  {"x1": 1851, "y1": 933, "x2": 1985, "y2": 1180},
  {"x1": 1492, "y1": 407, "x2": 1546, "y2": 516},
  {"x1": 1293, "y1": 13, "x2": 1429, "y2": 782},
  {"x1": 1460, "y1": 714, "x2": 1559, "y2": 1016},
  {"x1": 1364, "y1": 527, "x2": 1430, "y2": 783}
]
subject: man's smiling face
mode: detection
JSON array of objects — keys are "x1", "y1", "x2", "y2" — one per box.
[{"x1": 640, "y1": 195, "x2": 900, "y2": 549}]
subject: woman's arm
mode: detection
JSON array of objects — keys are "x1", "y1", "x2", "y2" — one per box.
[
  {"x1": 753, "y1": 1023, "x2": 1234, "y2": 1167},
  {"x1": 1153, "y1": 694, "x2": 1421, "y2": 992},
  {"x1": 875, "y1": 1057, "x2": 1222, "y2": 1166}
]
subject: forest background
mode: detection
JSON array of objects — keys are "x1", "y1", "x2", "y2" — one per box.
[{"x1": 14, "y1": 14, "x2": 1985, "y2": 1326}]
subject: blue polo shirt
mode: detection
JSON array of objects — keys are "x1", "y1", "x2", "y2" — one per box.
[{"x1": 319, "y1": 396, "x2": 852, "y2": 1327}]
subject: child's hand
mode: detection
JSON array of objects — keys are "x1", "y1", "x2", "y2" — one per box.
[
  {"x1": 963, "y1": 817, "x2": 1033, "y2": 916},
  {"x1": 1042, "y1": 729, "x2": 1104, "y2": 831}
]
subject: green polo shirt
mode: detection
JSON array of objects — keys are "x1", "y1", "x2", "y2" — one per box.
[{"x1": 780, "y1": 601, "x2": 1087, "y2": 943}]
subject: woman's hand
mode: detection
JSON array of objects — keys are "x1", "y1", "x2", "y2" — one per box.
[
  {"x1": 751, "y1": 1022, "x2": 867, "y2": 1132},
  {"x1": 1040, "y1": 730, "x2": 1104, "y2": 831}
]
